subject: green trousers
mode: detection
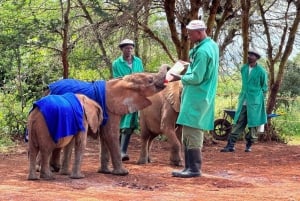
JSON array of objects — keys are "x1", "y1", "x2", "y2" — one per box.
[
  {"x1": 182, "y1": 126, "x2": 204, "y2": 150},
  {"x1": 229, "y1": 106, "x2": 258, "y2": 143}
]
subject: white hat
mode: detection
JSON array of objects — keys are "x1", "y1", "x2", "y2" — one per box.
[
  {"x1": 186, "y1": 20, "x2": 207, "y2": 30},
  {"x1": 119, "y1": 39, "x2": 135, "y2": 48},
  {"x1": 248, "y1": 49, "x2": 261, "y2": 59}
]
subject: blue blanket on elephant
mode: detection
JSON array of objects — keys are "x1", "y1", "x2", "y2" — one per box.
[
  {"x1": 48, "y1": 79, "x2": 108, "y2": 125},
  {"x1": 33, "y1": 93, "x2": 85, "y2": 143}
]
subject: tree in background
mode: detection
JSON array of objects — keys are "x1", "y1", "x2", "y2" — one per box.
[
  {"x1": 0, "y1": 0, "x2": 299, "y2": 139},
  {"x1": 279, "y1": 61, "x2": 300, "y2": 98},
  {"x1": 258, "y1": 0, "x2": 300, "y2": 140}
]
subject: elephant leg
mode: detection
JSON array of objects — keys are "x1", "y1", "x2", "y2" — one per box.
[
  {"x1": 35, "y1": 152, "x2": 41, "y2": 172},
  {"x1": 39, "y1": 150, "x2": 54, "y2": 180},
  {"x1": 50, "y1": 148, "x2": 61, "y2": 172},
  {"x1": 28, "y1": 147, "x2": 39, "y2": 180},
  {"x1": 60, "y1": 139, "x2": 74, "y2": 175},
  {"x1": 137, "y1": 130, "x2": 153, "y2": 165},
  {"x1": 167, "y1": 131, "x2": 183, "y2": 166},
  {"x1": 97, "y1": 136, "x2": 112, "y2": 174},
  {"x1": 103, "y1": 133, "x2": 128, "y2": 176},
  {"x1": 70, "y1": 134, "x2": 86, "y2": 179},
  {"x1": 147, "y1": 134, "x2": 157, "y2": 163},
  {"x1": 97, "y1": 118, "x2": 128, "y2": 176}
]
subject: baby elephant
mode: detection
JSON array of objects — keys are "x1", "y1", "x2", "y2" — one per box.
[
  {"x1": 27, "y1": 93, "x2": 103, "y2": 180},
  {"x1": 138, "y1": 81, "x2": 183, "y2": 166}
]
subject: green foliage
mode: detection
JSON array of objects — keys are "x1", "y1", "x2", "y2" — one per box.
[
  {"x1": 272, "y1": 97, "x2": 300, "y2": 143},
  {"x1": 289, "y1": 135, "x2": 300, "y2": 145},
  {"x1": 0, "y1": 132, "x2": 14, "y2": 153},
  {"x1": 279, "y1": 62, "x2": 300, "y2": 97},
  {"x1": 215, "y1": 73, "x2": 241, "y2": 117},
  {"x1": 0, "y1": 92, "x2": 29, "y2": 136},
  {"x1": 69, "y1": 67, "x2": 111, "y2": 81}
]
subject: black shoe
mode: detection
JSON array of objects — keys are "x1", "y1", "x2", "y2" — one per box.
[
  {"x1": 172, "y1": 169, "x2": 186, "y2": 177},
  {"x1": 121, "y1": 153, "x2": 129, "y2": 161},
  {"x1": 245, "y1": 148, "x2": 251, "y2": 152},
  {"x1": 245, "y1": 141, "x2": 252, "y2": 152},
  {"x1": 172, "y1": 147, "x2": 189, "y2": 177},
  {"x1": 172, "y1": 169, "x2": 201, "y2": 178},
  {"x1": 172, "y1": 149, "x2": 202, "y2": 178},
  {"x1": 120, "y1": 129, "x2": 132, "y2": 161},
  {"x1": 220, "y1": 147, "x2": 235, "y2": 152}
]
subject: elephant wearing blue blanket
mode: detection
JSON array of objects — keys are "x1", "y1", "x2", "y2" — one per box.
[
  {"x1": 45, "y1": 64, "x2": 169, "y2": 176},
  {"x1": 27, "y1": 93, "x2": 103, "y2": 180}
]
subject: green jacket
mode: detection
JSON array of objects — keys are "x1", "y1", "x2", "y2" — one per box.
[
  {"x1": 233, "y1": 63, "x2": 268, "y2": 127},
  {"x1": 176, "y1": 37, "x2": 219, "y2": 130},
  {"x1": 112, "y1": 55, "x2": 144, "y2": 129}
]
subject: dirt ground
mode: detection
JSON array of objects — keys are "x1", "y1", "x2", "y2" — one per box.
[{"x1": 0, "y1": 134, "x2": 300, "y2": 201}]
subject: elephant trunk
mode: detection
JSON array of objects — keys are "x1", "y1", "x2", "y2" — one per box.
[{"x1": 155, "y1": 64, "x2": 170, "y2": 87}]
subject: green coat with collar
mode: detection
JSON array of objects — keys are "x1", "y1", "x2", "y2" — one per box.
[
  {"x1": 233, "y1": 63, "x2": 268, "y2": 127},
  {"x1": 112, "y1": 55, "x2": 144, "y2": 129},
  {"x1": 176, "y1": 37, "x2": 219, "y2": 130}
]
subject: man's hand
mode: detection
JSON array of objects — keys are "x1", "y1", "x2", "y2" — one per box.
[{"x1": 170, "y1": 72, "x2": 182, "y2": 81}]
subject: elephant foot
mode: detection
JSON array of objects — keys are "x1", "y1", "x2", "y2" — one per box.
[
  {"x1": 170, "y1": 160, "x2": 183, "y2": 167},
  {"x1": 27, "y1": 174, "x2": 39, "y2": 180},
  {"x1": 112, "y1": 168, "x2": 129, "y2": 176},
  {"x1": 97, "y1": 167, "x2": 112, "y2": 174},
  {"x1": 60, "y1": 169, "x2": 71, "y2": 175},
  {"x1": 70, "y1": 173, "x2": 85, "y2": 179},
  {"x1": 40, "y1": 172, "x2": 55, "y2": 180},
  {"x1": 170, "y1": 155, "x2": 183, "y2": 166},
  {"x1": 137, "y1": 157, "x2": 148, "y2": 165}
]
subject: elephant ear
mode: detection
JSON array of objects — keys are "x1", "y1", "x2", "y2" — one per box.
[
  {"x1": 106, "y1": 79, "x2": 152, "y2": 115},
  {"x1": 163, "y1": 81, "x2": 182, "y2": 113},
  {"x1": 80, "y1": 95, "x2": 103, "y2": 133}
]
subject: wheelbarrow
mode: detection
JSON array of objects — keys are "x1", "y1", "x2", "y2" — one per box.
[{"x1": 211, "y1": 109, "x2": 280, "y2": 141}]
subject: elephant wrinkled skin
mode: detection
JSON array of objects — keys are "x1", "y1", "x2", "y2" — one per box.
[
  {"x1": 46, "y1": 65, "x2": 169, "y2": 176},
  {"x1": 138, "y1": 81, "x2": 183, "y2": 166},
  {"x1": 27, "y1": 94, "x2": 103, "y2": 180}
]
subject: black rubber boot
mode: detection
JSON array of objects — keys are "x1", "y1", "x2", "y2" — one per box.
[
  {"x1": 172, "y1": 148, "x2": 201, "y2": 178},
  {"x1": 172, "y1": 147, "x2": 189, "y2": 177},
  {"x1": 220, "y1": 138, "x2": 235, "y2": 152},
  {"x1": 245, "y1": 141, "x2": 252, "y2": 152},
  {"x1": 120, "y1": 128, "x2": 132, "y2": 161}
]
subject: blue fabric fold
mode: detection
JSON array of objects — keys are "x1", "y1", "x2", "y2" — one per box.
[
  {"x1": 33, "y1": 93, "x2": 85, "y2": 143},
  {"x1": 48, "y1": 79, "x2": 108, "y2": 125}
]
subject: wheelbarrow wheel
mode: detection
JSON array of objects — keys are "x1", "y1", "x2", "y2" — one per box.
[{"x1": 211, "y1": 119, "x2": 232, "y2": 141}]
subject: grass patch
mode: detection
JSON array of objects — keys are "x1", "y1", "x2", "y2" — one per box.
[
  {"x1": 0, "y1": 133, "x2": 15, "y2": 153},
  {"x1": 288, "y1": 135, "x2": 300, "y2": 145}
]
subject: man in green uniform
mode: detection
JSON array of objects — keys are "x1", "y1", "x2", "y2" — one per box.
[
  {"x1": 171, "y1": 20, "x2": 219, "y2": 178},
  {"x1": 112, "y1": 39, "x2": 144, "y2": 161},
  {"x1": 220, "y1": 49, "x2": 268, "y2": 153}
]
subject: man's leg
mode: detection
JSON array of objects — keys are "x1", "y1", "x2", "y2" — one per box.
[
  {"x1": 172, "y1": 126, "x2": 203, "y2": 178},
  {"x1": 220, "y1": 106, "x2": 248, "y2": 152},
  {"x1": 120, "y1": 128, "x2": 133, "y2": 161},
  {"x1": 245, "y1": 127, "x2": 258, "y2": 152}
]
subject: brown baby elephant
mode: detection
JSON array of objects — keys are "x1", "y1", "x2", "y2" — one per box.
[
  {"x1": 137, "y1": 81, "x2": 183, "y2": 166},
  {"x1": 27, "y1": 93, "x2": 103, "y2": 180},
  {"x1": 46, "y1": 64, "x2": 169, "y2": 176}
]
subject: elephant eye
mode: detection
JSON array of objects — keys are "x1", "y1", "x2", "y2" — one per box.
[{"x1": 148, "y1": 77, "x2": 154, "y2": 84}]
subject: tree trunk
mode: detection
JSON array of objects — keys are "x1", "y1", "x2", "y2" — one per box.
[
  {"x1": 241, "y1": 0, "x2": 250, "y2": 63},
  {"x1": 61, "y1": 0, "x2": 71, "y2": 79}
]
